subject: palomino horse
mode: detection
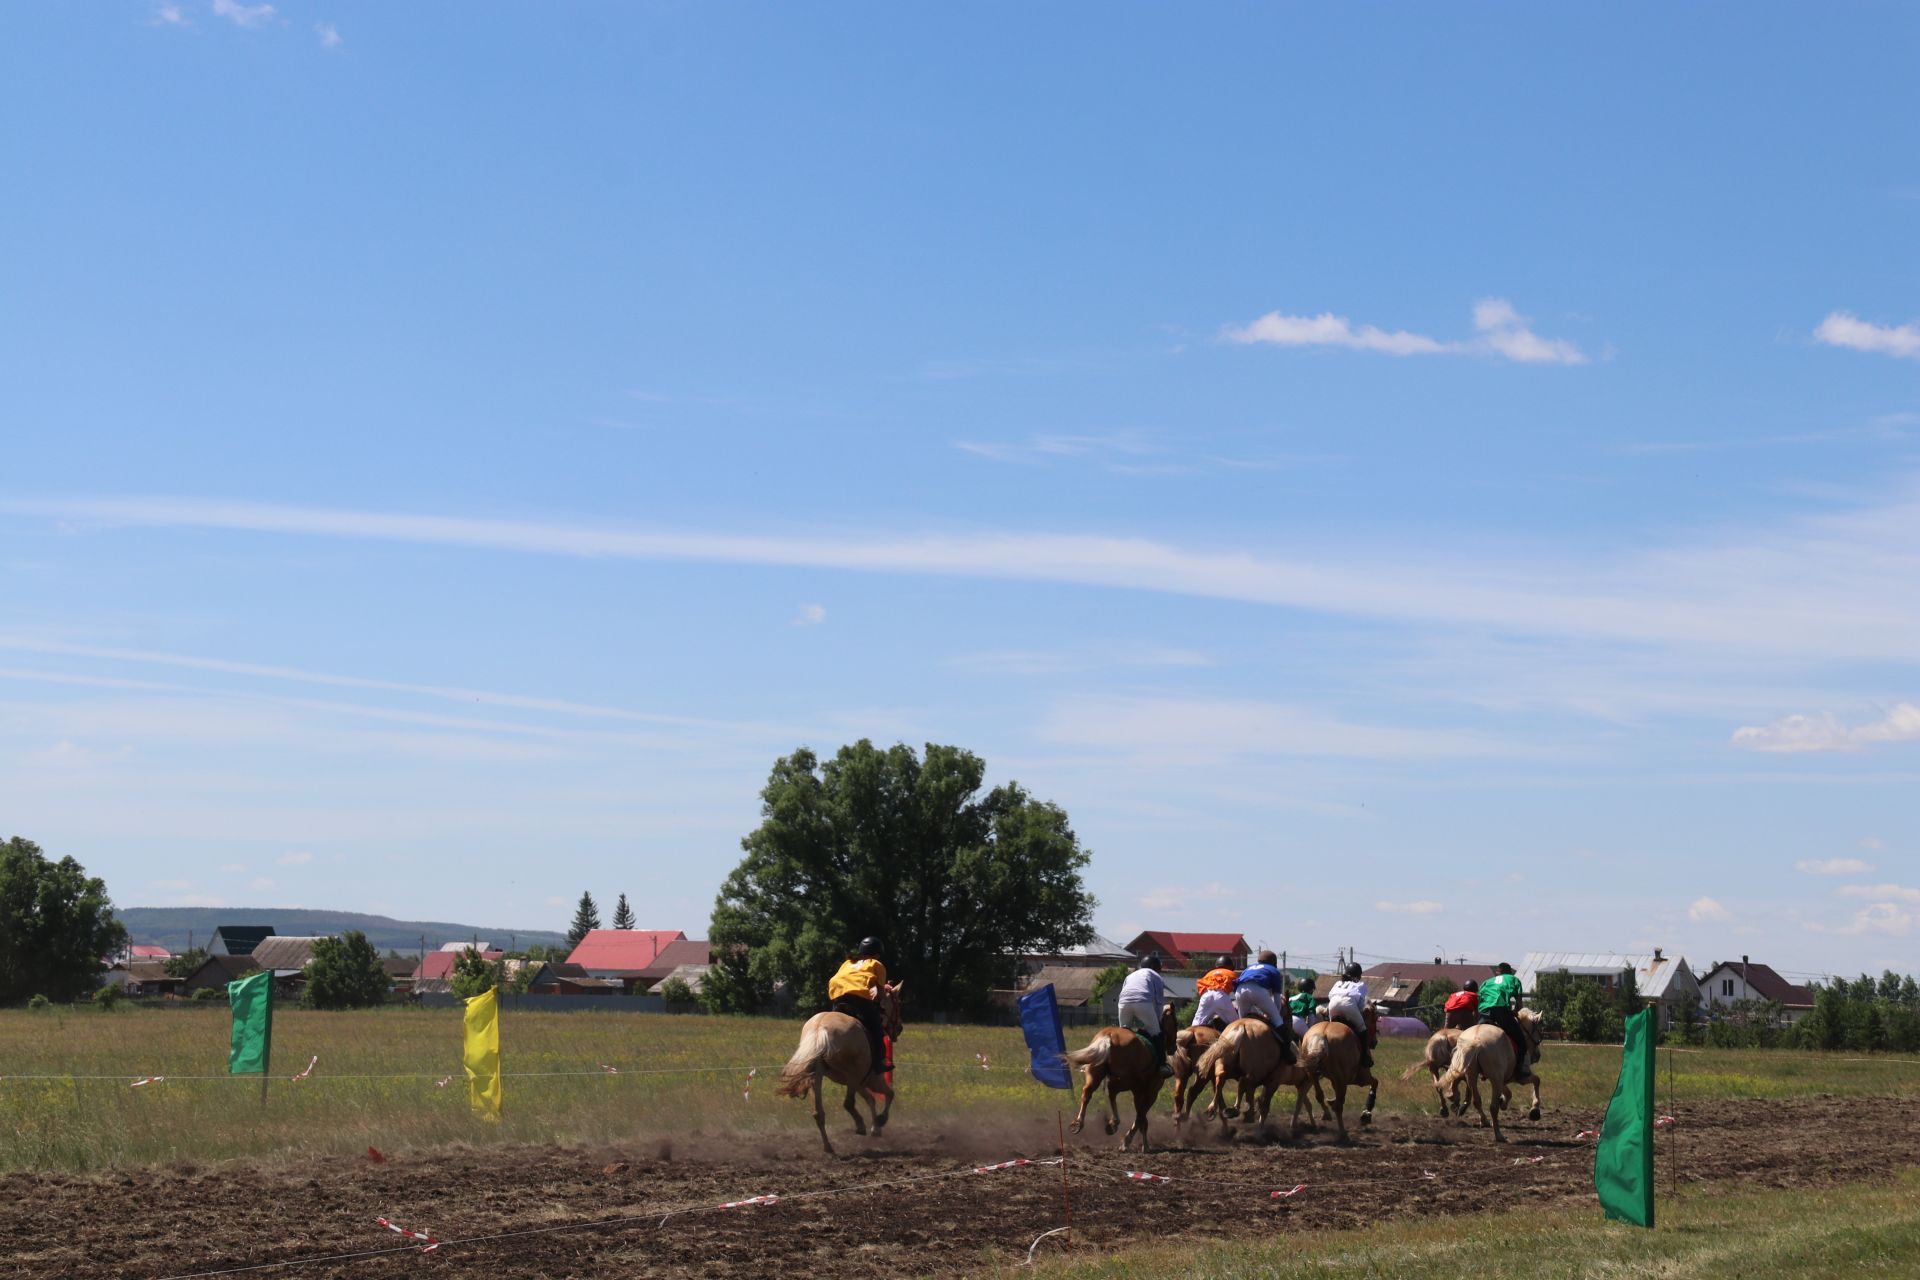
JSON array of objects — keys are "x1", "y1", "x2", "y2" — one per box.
[
  {"x1": 774, "y1": 982, "x2": 904, "y2": 1154},
  {"x1": 1293, "y1": 1004, "x2": 1379, "y2": 1143},
  {"x1": 1191, "y1": 1018, "x2": 1309, "y2": 1138},
  {"x1": 1434, "y1": 1008, "x2": 1544, "y2": 1143},
  {"x1": 1401, "y1": 1028, "x2": 1465, "y2": 1116},
  {"x1": 1063, "y1": 1020, "x2": 1165, "y2": 1152},
  {"x1": 1170, "y1": 1011, "x2": 1222, "y2": 1124}
]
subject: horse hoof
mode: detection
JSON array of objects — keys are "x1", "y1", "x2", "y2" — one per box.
[
  {"x1": 1528, "y1": 1108, "x2": 1541, "y2": 1122},
  {"x1": 1360, "y1": 1111, "x2": 1373, "y2": 1126},
  {"x1": 1103, "y1": 1119, "x2": 1117, "y2": 1136}
]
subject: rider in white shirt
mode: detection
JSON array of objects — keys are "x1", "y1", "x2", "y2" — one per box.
[
  {"x1": 1116, "y1": 954, "x2": 1173, "y2": 1077},
  {"x1": 1327, "y1": 962, "x2": 1373, "y2": 1070}
]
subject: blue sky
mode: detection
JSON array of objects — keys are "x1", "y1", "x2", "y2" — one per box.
[{"x1": 2, "y1": 4, "x2": 1916, "y2": 981}]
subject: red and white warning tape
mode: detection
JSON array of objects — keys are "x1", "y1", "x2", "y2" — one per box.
[
  {"x1": 1655, "y1": 1115, "x2": 1677, "y2": 1128},
  {"x1": 972, "y1": 1159, "x2": 1033, "y2": 1173},
  {"x1": 130, "y1": 1076, "x2": 164, "y2": 1088},
  {"x1": 599, "y1": 1063, "x2": 619, "y2": 1075},
  {"x1": 1270, "y1": 1183, "x2": 1307, "y2": 1199},
  {"x1": 375, "y1": 1216, "x2": 440, "y2": 1252},
  {"x1": 291, "y1": 1056, "x2": 318, "y2": 1082},
  {"x1": 742, "y1": 1067, "x2": 757, "y2": 1101},
  {"x1": 1573, "y1": 1128, "x2": 1602, "y2": 1141},
  {"x1": 975, "y1": 1053, "x2": 990, "y2": 1071},
  {"x1": 1511, "y1": 1156, "x2": 1545, "y2": 1166},
  {"x1": 1126, "y1": 1170, "x2": 1171, "y2": 1184},
  {"x1": 1421, "y1": 1170, "x2": 1438, "y2": 1180},
  {"x1": 434, "y1": 1076, "x2": 452, "y2": 1089},
  {"x1": 717, "y1": 1194, "x2": 779, "y2": 1210}
]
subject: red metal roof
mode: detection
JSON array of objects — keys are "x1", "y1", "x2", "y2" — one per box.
[
  {"x1": 1124, "y1": 931, "x2": 1251, "y2": 967},
  {"x1": 566, "y1": 929, "x2": 687, "y2": 973},
  {"x1": 413, "y1": 950, "x2": 504, "y2": 982},
  {"x1": 129, "y1": 945, "x2": 172, "y2": 959}
]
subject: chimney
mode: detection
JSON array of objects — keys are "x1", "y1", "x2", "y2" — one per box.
[
  {"x1": 1433, "y1": 956, "x2": 1443, "y2": 965},
  {"x1": 1653, "y1": 947, "x2": 1663, "y2": 961}
]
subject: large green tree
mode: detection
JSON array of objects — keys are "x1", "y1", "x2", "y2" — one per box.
[
  {"x1": 303, "y1": 931, "x2": 389, "y2": 1009},
  {"x1": 566, "y1": 892, "x2": 601, "y2": 948},
  {"x1": 0, "y1": 836, "x2": 127, "y2": 1004},
  {"x1": 704, "y1": 741, "x2": 1096, "y2": 1016}
]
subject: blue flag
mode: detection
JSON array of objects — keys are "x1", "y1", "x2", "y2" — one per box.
[{"x1": 1018, "y1": 982, "x2": 1070, "y2": 1088}]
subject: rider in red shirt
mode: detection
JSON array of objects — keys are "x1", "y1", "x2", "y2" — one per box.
[{"x1": 1443, "y1": 980, "x2": 1479, "y2": 1030}]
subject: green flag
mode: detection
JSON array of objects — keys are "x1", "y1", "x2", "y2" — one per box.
[
  {"x1": 227, "y1": 969, "x2": 274, "y2": 1076},
  {"x1": 1594, "y1": 1005, "x2": 1655, "y2": 1227}
]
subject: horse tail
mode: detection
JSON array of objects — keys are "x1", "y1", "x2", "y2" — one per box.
[
  {"x1": 775, "y1": 1020, "x2": 833, "y2": 1098},
  {"x1": 1299, "y1": 1028, "x2": 1328, "y2": 1080},
  {"x1": 1193, "y1": 1027, "x2": 1234, "y2": 1079},
  {"x1": 1400, "y1": 1053, "x2": 1434, "y2": 1083},
  {"x1": 1062, "y1": 1033, "x2": 1115, "y2": 1070},
  {"x1": 1435, "y1": 1040, "x2": 1473, "y2": 1095}
]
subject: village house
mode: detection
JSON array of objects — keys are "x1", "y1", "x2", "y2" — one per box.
[
  {"x1": 181, "y1": 953, "x2": 260, "y2": 995},
  {"x1": 565, "y1": 929, "x2": 690, "y2": 990},
  {"x1": 209, "y1": 926, "x2": 275, "y2": 957},
  {"x1": 410, "y1": 948, "x2": 504, "y2": 995},
  {"x1": 1699, "y1": 957, "x2": 1815, "y2": 1026},
  {"x1": 1518, "y1": 949, "x2": 1703, "y2": 1030},
  {"x1": 1122, "y1": 931, "x2": 1251, "y2": 971},
  {"x1": 1361, "y1": 961, "x2": 1498, "y2": 1013}
]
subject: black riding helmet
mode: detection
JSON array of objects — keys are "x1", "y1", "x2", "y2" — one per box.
[
  {"x1": 1343, "y1": 961, "x2": 1363, "y2": 981},
  {"x1": 1497, "y1": 961, "x2": 1514, "y2": 975},
  {"x1": 1464, "y1": 979, "x2": 1479, "y2": 993},
  {"x1": 857, "y1": 936, "x2": 883, "y2": 959},
  {"x1": 1215, "y1": 955, "x2": 1233, "y2": 970}
]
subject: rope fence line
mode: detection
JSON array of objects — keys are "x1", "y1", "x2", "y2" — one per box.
[{"x1": 0, "y1": 1060, "x2": 1020, "y2": 1084}]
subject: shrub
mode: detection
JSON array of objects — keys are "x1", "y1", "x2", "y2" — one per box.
[
  {"x1": 91, "y1": 983, "x2": 122, "y2": 1011},
  {"x1": 192, "y1": 986, "x2": 224, "y2": 1002},
  {"x1": 658, "y1": 977, "x2": 695, "y2": 1007},
  {"x1": 26, "y1": 993, "x2": 50, "y2": 1011}
]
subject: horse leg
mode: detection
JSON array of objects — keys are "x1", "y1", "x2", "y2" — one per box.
[
  {"x1": 1069, "y1": 1067, "x2": 1099, "y2": 1134},
  {"x1": 811, "y1": 1075, "x2": 834, "y2": 1155},
  {"x1": 869, "y1": 1075, "x2": 894, "y2": 1134},
  {"x1": 842, "y1": 1081, "x2": 867, "y2": 1137},
  {"x1": 1125, "y1": 1085, "x2": 1150, "y2": 1152},
  {"x1": 1330, "y1": 1080, "x2": 1349, "y2": 1143},
  {"x1": 1104, "y1": 1080, "x2": 1121, "y2": 1136},
  {"x1": 1526, "y1": 1073, "x2": 1541, "y2": 1122},
  {"x1": 1428, "y1": 1062, "x2": 1450, "y2": 1117},
  {"x1": 1360, "y1": 1070, "x2": 1378, "y2": 1127},
  {"x1": 1490, "y1": 1071, "x2": 1506, "y2": 1143},
  {"x1": 1314, "y1": 1076, "x2": 1333, "y2": 1124}
]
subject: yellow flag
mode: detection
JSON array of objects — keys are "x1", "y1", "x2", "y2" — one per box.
[{"x1": 463, "y1": 986, "x2": 502, "y2": 1122}]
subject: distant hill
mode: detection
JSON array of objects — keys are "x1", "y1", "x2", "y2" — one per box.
[{"x1": 118, "y1": 908, "x2": 570, "y2": 956}]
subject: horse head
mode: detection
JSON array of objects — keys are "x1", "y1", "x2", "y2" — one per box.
[
  {"x1": 879, "y1": 981, "x2": 905, "y2": 1041},
  {"x1": 1516, "y1": 1006, "x2": 1542, "y2": 1058}
]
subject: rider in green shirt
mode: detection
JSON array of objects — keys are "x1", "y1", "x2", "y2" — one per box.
[
  {"x1": 1476, "y1": 963, "x2": 1534, "y2": 1081},
  {"x1": 1288, "y1": 980, "x2": 1317, "y2": 1022}
]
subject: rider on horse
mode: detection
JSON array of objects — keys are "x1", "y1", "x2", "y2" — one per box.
[
  {"x1": 1231, "y1": 950, "x2": 1294, "y2": 1059},
  {"x1": 1288, "y1": 977, "x2": 1318, "y2": 1027},
  {"x1": 826, "y1": 936, "x2": 891, "y2": 1079},
  {"x1": 1327, "y1": 961, "x2": 1374, "y2": 1072},
  {"x1": 1191, "y1": 954, "x2": 1238, "y2": 1031},
  {"x1": 1476, "y1": 962, "x2": 1534, "y2": 1081},
  {"x1": 1116, "y1": 953, "x2": 1174, "y2": 1077},
  {"x1": 1443, "y1": 979, "x2": 1479, "y2": 1030}
]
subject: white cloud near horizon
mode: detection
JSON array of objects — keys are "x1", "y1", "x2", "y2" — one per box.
[
  {"x1": 1038, "y1": 696, "x2": 1511, "y2": 762},
  {"x1": 1732, "y1": 703, "x2": 1920, "y2": 753},
  {"x1": 1835, "y1": 883, "x2": 1920, "y2": 905},
  {"x1": 211, "y1": 0, "x2": 274, "y2": 27},
  {"x1": 278, "y1": 850, "x2": 312, "y2": 865},
  {"x1": 1375, "y1": 900, "x2": 1445, "y2": 915},
  {"x1": 1796, "y1": 857, "x2": 1874, "y2": 876},
  {"x1": 1814, "y1": 312, "x2": 1920, "y2": 360},
  {"x1": 154, "y1": 3, "x2": 188, "y2": 24},
  {"x1": 315, "y1": 22, "x2": 341, "y2": 48},
  {"x1": 1808, "y1": 902, "x2": 1914, "y2": 937},
  {"x1": 1223, "y1": 297, "x2": 1588, "y2": 365},
  {"x1": 793, "y1": 603, "x2": 827, "y2": 627},
  {"x1": 1688, "y1": 896, "x2": 1731, "y2": 923},
  {"x1": 12, "y1": 488, "x2": 1920, "y2": 666}
]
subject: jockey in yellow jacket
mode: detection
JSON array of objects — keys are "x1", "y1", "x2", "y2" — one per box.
[{"x1": 827, "y1": 937, "x2": 890, "y2": 1077}]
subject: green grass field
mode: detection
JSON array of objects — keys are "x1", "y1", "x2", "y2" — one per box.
[
  {"x1": 1025, "y1": 1171, "x2": 1920, "y2": 1279},
  {"x1": 2, "y1": 1006, "x2": 1917, "y2": 1172}
]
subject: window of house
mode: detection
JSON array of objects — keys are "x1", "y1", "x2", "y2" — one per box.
[{"x1": 1722, "y1": 979, "x2": 1734, "y2": 996}]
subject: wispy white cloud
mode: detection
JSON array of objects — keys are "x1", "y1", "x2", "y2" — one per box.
[
  {"x1": 1139, "y1": 882, "x2": 1235, "y2": 912},
  {"x1": 1038, "y1": 696, "x2": 1510, "y2": 762},
  {"x1": 154, "y1": 3, "x2": 189, "y2": 25},
  {"x1": 211, "y1": 0, "x2": 275, "y2": 28},
  {"x1": 277, "y1": 850, "x2": 312, "y2": 866},
  {"x1": 793, "y1": 603, "x2": 827, "y2": 627},
  {"x1": 1688, "y1": 896, "x2": 1731, "y2": 923},
  {"x1": 11, "y1": 482, "x2": 1920, "y2": 663},
  {"x1": 1835, "y1": 883, "x2": 1920, "y2": 905},
  {"x1": 1732, "y1": 703, "x2": 1920, "y2": 753},
  {"x1": 247, "y1": 877, "x2": 275, "y2": 891},
  {"x1": 1807, "y1": 902, "x2": 1914, "y2": 937},
  {"x1": 314, "y1": 22, "x2": 341, "y2": 48},
  {"x1": 1223, "y1": 297, "x2": 1588, "y2": 365},
  {"x1": 1859, "y1": 835, "x2": 1886, "y2": 851},
  {"x1": 954, "y1": 432, "x2": 1162, "y2": 466},
  {"x1": 950, "y1": 647, "x2": 1212, "y2": 676},
  {"x1": 1796, "y1": 857, "x2": 1875, "y2": 876},
  {"x1": 1375, "y1": 900, "x2": 1445, "y2": 915},
  {"x1": 1814, "y1": 312, "x2": 1920, "y2": 360}
]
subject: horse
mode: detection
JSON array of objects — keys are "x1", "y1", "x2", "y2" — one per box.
[
  {"x1": 1293, "y1": 1003, "x2": 1379, "y2": 1143},
  {"x1": 774, "y1": 982, "x2": 904, "y2": 1155},
  {"x1": 1063, "y1": 1021, "x2": 1165, "y2": 1152},
  {"x1": 1401, "y1": 1028, "x2": 1465, "y2": 1116},
  {"x1": 1171, "y1": 1012, "x2": 1222, "y2": 1124},
  {"x1": 1433, "y1": 1008, "x2": 1544, "y2": 1143},
  {"x1": 1190, "y1": 1017, "x2": 1309, "y2": 1138}
]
